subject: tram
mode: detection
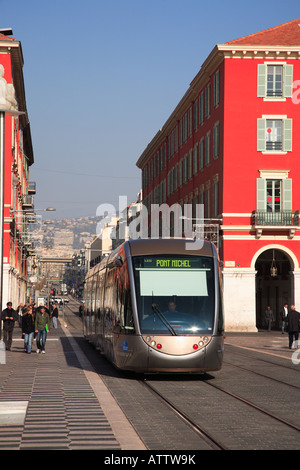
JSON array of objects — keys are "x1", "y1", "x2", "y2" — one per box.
[{"x1": 83, "y1": 238, "x2": 224, "y2": 373}]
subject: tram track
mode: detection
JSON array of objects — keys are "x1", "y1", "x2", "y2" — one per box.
[
  {"x1": 142, "y1": 379, "x2": 226, "y2": 450},
  {"x1": 203, "y1": 378, "x2": 300, "y2": 433},
  {"x1": 223, "y1": 359, "x2": 300, "y2": 389},
  {"x1": 142, "y1": 363, "x2": 300, "y2": 450}
]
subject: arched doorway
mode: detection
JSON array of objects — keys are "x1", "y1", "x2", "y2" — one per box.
[{"x1": 255, "y1": 248, "x2": 293, "y2": 329}]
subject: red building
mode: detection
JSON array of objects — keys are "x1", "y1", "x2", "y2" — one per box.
[
  {"x1": 0, "y1": 31, "x2": 34, "y2": 309},
  {"x1": 136, "y1": 18, "x2": 300, "y2": 331}
]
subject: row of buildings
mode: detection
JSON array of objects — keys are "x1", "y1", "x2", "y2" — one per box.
[
  {"x1": 2, "y1": 19, "x2": 300, "y2": 334},
  {"x1": 0, "y1": 29, "x2": 36, "y2": 310}
]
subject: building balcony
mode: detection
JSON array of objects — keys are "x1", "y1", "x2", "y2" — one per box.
[
  {"x1": 28, "y1": 181, "x2": 36, "y2": 194},
  {"x1": 251, "y1": 210, "x2": 299, "y2": 238},
  {"x1": 22, "y1": 195, "x2": 34, "y2": 209}
]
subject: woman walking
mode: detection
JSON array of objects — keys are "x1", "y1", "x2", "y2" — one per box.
[{"x1": 22, "y1": 306, "x2": 35, "y2": 353}]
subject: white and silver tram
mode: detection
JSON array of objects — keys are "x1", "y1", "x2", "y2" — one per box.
[{"x1": 83, "y1": 239, "x2": 224, "y2": 373}]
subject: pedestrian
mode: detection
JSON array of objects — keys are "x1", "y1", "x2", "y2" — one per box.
[
  {"x1": 265, "y1": 306, "x2": 274, "y2": 331},
  {"x1": 35, "y1": 306, "x2": 50, "y2": 354},
  {"x1": 287, "y1": 305, "x2": 300, "y2": 349},
  {"x1": 22, "y1": 306, "x2": 35, "y2": 353},
  {"x1": 16, "y1": 303, "x2": 24, "y2": 327},
  {"x1": 79, "y1": 304, "x2": 83, "y2": 317},
  {"x1": 1, "y1": 302, "x2": 18, "y2": 350},
  {"x1": 280, "y1": 303, "x2": 289, "y2": 334},
  {"x1": 51, "y1": 303, "x2": 58, "y2": 328}
]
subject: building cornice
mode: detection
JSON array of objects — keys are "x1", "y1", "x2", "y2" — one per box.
[{"x1": 218, "y1": 43, "x2": 300, "y2": 60}]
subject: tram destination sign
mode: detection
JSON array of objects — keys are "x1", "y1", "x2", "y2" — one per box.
[{"x1": 142, "y1": 256, "x2": 208, "y2": 269}]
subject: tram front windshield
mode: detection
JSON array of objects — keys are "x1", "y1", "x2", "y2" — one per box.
[{"x1": 132, "y1": 255, "x2": 215, "y2": 335}]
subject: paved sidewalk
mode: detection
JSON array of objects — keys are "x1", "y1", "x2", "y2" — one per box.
[
  {"x1": 0, "y1": 321, "x2": 146, "y2": 450},
  {"x1": 224, "y1": 329, "x2": 298, "y2": 360}
]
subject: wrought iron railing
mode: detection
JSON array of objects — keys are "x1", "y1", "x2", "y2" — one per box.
[
  {"x1": 266, "y1": 141, "x2": 282, "y2": 151},
  {"x1": 252, "y1": 210, "x2": 299, "y2": 226}
]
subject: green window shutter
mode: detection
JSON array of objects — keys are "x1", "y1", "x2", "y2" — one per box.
[
  {"x1": 284, "y1": 64, "x2": 293, "y2": 98},
  {"x1": 257, "y1": 64, "x2": 266, "y2": 97},
  {"x1": 257, "y1": 179, "x2": 266, "y2": 211},
  {"x1": 283, "y1": 119, "x2": 292, "y2": 151},
  {"x1": 282, "y1": 179, "x2": 292, "y2": 211},
  {"x1": 257, "y1": 119, "x2": 266, "y2": 151}
]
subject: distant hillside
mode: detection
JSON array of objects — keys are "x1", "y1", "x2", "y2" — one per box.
[{"x1": 44, "y1": 216, "x2": 101, "y2": 251}]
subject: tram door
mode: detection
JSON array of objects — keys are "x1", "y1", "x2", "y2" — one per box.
[{"x1": 255, "y1": 249, "x2": 292, "y2": 329}]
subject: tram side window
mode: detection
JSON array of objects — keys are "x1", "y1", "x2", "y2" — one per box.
[
  {"x1": 115, "y1": 262, "x2": 135, "y2": 334},
  {"x1": 122, "y1": 290, "x2": 135, "y2": 334}
]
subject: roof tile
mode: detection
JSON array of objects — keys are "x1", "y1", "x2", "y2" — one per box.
[{"x1": 225, "y1": 18, "x2": 300, "y2": 46}]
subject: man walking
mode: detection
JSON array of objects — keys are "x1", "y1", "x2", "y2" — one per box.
[
  {"x1": 281, "y1": 303, "x2": 289, "y2": 334},
  {"x1": 35, "y1": 306, "x2": 50, "y2": 354},
  {"x1": 51, "y1": 303, "x2": 59, "y2": 328},
  {"x1": 265, "y1": 306, "x2": 274, "y2": 331},
  {"x1": 287, "y1": 305, "x2": 300, "y2": 349},
  {"x1": 1, "y1": 302, "x2": 18, "y2": 350}
]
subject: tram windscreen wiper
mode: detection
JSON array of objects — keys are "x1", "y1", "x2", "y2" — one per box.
[{"x1": 151, "y1": 303, "x2": 177, "y2": 336}]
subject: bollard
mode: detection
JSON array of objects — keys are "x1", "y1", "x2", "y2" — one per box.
[{"x1": 0, "y1": 339, "x2": 6, "y2": 364}]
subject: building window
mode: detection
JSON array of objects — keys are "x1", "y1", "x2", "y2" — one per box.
[
  {"x1": 266, "y1": 119, "x2": 282, "y2": 151},
  {"x1": 257, "y1": 117, "x2": 292, "y2": 152},
  {"x1": 213, "y1": 122, "x2": 219, "y2": 158},
  {"x1": 178, "y1": 160, "x2": 182, "y2": 187},
  {"x1": 257, "y1": 63, "x2": 293, "y2": 99},
  {"x1": 214, "y1": 70, "x2": 220, "y2": 106},
  {"x1": 205, "y1": 185, "x2": 210, "y2": 218},
  {"x1": 205, "y1": 131, "x2": 210, "y2": 166},
  {"x1": 193, "y1": 144, "x2": 198, "y2": 175},
  {"x1": 183, "y1": 113, "x2": 188, "y2": 142},
  {"x1": 188, "y1": 107, "x2": 193, "y2": 137},
  {"x1": 212, "y1": 179, "x2": 219, "y2": 217},
  {"x1": 194, "y1": 99, "x2": 198, "y2": 130},
  {"x1": 183, "y1": 155, "x2": 187, "y2": 184},
  {"x1": 205, "y1": 84, "x2": 211, "y2": 118},
  {"x1": 174, "y1": 164, "x2": 178, "y2": 191},
  {"x1": 266, "y1": 179, "x2": 281, "y2": 212},
  {"x1": 256, "y1": 177, "x2": 293, "y2": 223},
  {"x1": 188, "y1": 150, "x2": 192, "y2": 180},
  {"x1": 199, "y1": 91, "x2": 204, "y2": 124},
  {"x1": 267, "y1": 65, "x2": 283, "y2": 97},
  {"x1": 199, "y1": 138, "x2": 204, "y2": 170}
]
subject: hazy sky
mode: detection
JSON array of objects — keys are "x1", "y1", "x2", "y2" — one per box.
[{"x1": 1, "y1": 0, "x2": 298, "y2": 220}]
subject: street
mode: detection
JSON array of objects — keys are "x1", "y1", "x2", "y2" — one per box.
[{"x1": 64, "y1": 299, "x2": 300, "y2": 450}]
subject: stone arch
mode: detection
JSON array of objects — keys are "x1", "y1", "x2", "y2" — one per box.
[
  {"x1": 251, "y1": 244, "x2": 298, "y2": 271},
  {"x1": 252, "y1": 245, "x2": 297, "y2": 329}
]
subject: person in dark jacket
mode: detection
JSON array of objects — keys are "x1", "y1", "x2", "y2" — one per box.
[
  {"x1": 1, "y1": 302, "x2": 18, "y2": 350},
  {"x1": 287, "y1": 305, "x2": 300, "y2": 349},
  {"x1": 51, "y1": 303, "x2": 59, "y2": 328},
  {"x1": 22, "y1": 306, "x2": 35, "y2": 353}
]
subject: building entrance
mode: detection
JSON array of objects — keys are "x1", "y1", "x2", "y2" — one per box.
[{"x1": 255, "y1": 249, "x2": 293, "y2": 329}]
